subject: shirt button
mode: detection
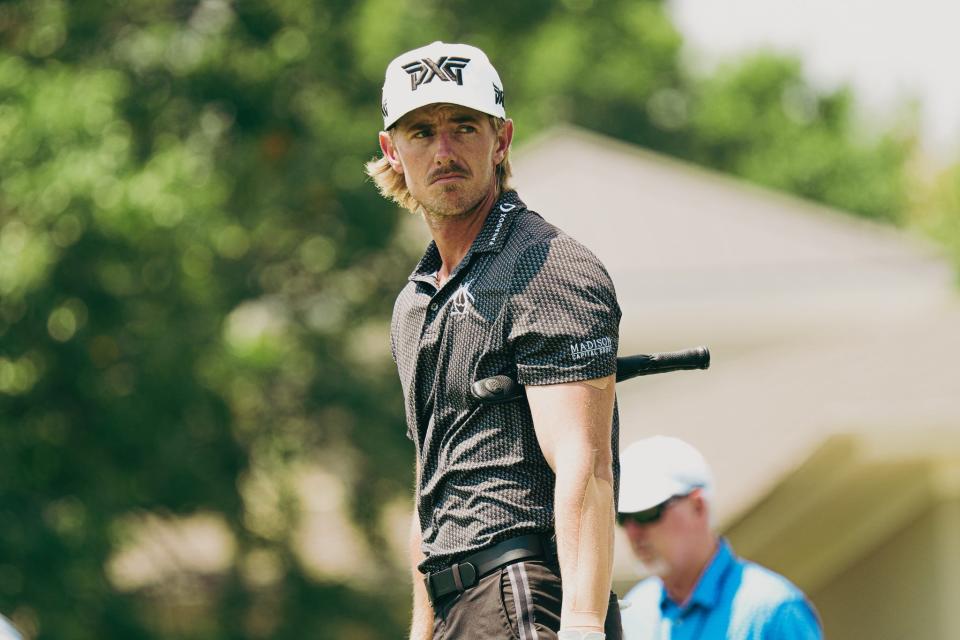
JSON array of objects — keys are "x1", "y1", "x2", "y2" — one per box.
[{"x1": 430, "y1": 302, "x2": 439, "y2": 311}]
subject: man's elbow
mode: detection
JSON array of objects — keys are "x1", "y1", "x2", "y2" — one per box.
[
  {"x1": 590, "y1": 446, "x2": 614, "y2": 485},
  {"x1": 554, "y1": 444, "x2": 613, "y2": 484}
]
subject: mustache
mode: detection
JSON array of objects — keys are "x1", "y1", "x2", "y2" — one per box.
[{"x1": 428, "y1": 163, "x2": 469, "y2": 183}]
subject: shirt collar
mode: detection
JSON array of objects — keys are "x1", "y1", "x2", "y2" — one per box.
[
  {"x1": 408, "y1": 190, "x2": 526, "y2": 283},
  {"x1": 472, "y1": 190, "x2": 525, "y2": 254},
  {"x1": 409, "y1": 241, "x2": 442, "y2": 285},
  {"x1": 660, "y1": 538, "x2": 736, "y2": 613}
]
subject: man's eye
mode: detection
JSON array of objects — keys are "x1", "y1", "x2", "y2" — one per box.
[
  {"x1": 412, "y1": 129, "x2": 432, "y2": 139},
  {"x1": 457, "y1": 125, "x2": 476, "y2": 133}
]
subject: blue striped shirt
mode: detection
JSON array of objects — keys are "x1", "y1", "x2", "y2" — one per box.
[{"x1": 620, "y1": 540, "x2": 822, "y2": 639}]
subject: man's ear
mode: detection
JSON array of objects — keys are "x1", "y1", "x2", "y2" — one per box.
[
  {"x1": 493, "y1": 119, "x2": 514, "y2": 165},
  {"x1": 379, "y1": 131, "x2": 404, "y2": 174},
  {"x1": 690, "y1": 489, "x2": 708, "y2": 516}
]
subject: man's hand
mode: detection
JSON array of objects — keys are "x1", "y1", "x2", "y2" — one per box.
[{"x1": 526, "y1": 375, "x2": 616, "y2": 634}]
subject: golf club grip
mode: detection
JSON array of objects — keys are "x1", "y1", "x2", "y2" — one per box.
[
  {"x1": 470, "y1": 346, "x2": 710, "y2": 404},
  {"x1": 615, "y1": 346, "x2": 710, "y2": 382}
]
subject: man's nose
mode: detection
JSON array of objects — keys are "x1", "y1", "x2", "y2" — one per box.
[
  {"x1": 433, "y1": 131, "x2": 456, "y2": 163},
  {"x1": 623, "y1": 520, "x2": 649, "y2": 539}
]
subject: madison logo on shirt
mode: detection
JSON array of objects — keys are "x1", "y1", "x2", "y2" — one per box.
[{"x1": 570, "y1": 336, "x2": 613, "y2": 360}]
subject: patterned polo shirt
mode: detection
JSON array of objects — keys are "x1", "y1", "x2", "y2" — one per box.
[{"x1": 391, "y1": 190, "x2": 622, "y2": 574}]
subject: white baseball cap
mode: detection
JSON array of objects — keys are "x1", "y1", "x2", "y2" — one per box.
[
  {"x1": 618, "y1": 436, "x2": 714, "y2": 513},
  {"x1": 380, "y1": 41, "x2": 506, "y2": 130}
]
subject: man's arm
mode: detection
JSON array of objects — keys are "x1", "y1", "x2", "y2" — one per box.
[
  {"x1": 409, "y1": 457, "x2": 433, "y2": 640},
  {"x1": 527, "y1": 374, "x2": 617, "y2": 635}
]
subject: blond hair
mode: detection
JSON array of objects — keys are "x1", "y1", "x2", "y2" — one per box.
[{"x1": 365, "y1": 114, "x2": 513, "y2": 213}]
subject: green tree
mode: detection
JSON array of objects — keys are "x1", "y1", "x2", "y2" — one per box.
[
  {"x1": 1, "y1": 1, "x2": 411, "y2": 637},
  {"x1": 682, "y1": 53, "x2": 911, "y2": 223},
  {"x1": 910, "y1": 162, "x2": 960, "y2": 276}
]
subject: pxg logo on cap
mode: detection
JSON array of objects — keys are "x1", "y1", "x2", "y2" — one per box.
[
  {"x1": 381, "y1": 41, "x2": 506, "y2": 129},
  {"x1": 403, "y1": 56, "x2": 471, "y2": 90}
]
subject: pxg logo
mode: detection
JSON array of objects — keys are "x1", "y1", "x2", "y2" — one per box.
[{"x1": 402, "y1": 56, "x2": 471, "y2": 91}]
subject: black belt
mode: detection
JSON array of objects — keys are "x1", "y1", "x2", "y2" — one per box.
[{"x1": 424, "y1": 533, "x2": 555, "y2": 605}]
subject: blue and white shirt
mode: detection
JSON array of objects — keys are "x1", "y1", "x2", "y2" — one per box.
[{"x1": 621, "y1": 540, "x2": 822, "y2": 639}]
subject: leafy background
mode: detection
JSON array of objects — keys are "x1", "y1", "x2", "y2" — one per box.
[{"x1": 1, "y1": 1, "x2": 957, "y2": 638}]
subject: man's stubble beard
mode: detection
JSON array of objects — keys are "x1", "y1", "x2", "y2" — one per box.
[
  {"x1": 417, "y1": 163, "x2": 497, "y2": 220},
  {"x1": 631, "y1": 543, "x2": 671, "y2": 578},
  {"x1": 422, "y1": 184, "x2": 484, "y2": 219},
  {"x1": 634, "y1": 556, "x2": 670, "y2": 579}
]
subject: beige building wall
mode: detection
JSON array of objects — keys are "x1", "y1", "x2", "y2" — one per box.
[{"x1": 811, "y1": 497, "x2": 960, "y2": 640}]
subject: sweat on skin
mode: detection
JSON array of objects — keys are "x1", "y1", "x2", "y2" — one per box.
[{"x1": 528, "y1": 377, "x2": 617, "y2": 628}]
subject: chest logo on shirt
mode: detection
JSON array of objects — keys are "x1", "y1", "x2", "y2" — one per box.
[{"x1": 450, "y1": 282, "x2": 476, "y2": 316}]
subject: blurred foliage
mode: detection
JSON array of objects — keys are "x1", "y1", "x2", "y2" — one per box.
[
  {"x1": 0, "y1": 0, "x2": 934, "y2": 638},
  {"x1": 1, "y1": 0, "x2": 411, "y2": 637},
  {"x1": 909, "y1": 163, "x2": 960, "y2": 277},
  {"x1": 681, "y1": 54, "x2": 911, "y2": 223}
]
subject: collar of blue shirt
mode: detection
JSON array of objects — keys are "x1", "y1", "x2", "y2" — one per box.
[{"x1": 660, "y1": 538, "x2": 735, "y2": 613}]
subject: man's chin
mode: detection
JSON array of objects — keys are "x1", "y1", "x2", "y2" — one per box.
[
  {"x1": 634, "y1": 557, "x2": 669, "y2": 578},
  {"x1": 421, "y1": 189, "x2": 481, "y2": 218}
]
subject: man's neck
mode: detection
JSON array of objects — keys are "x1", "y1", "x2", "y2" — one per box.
[
  {"x1": 423, "y1": 188, "x2": 500, "y2": 287},
  {"x1": 662, "y1": 537, "x2": 719, "y2": 607}
]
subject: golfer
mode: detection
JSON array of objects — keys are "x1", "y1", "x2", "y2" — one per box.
[
  {"x1": 367, "y1": 41, "x2": 623, "y2": 640},
  {"x1": 617, "y1": 436, "x2": 822, "y2": 639}
]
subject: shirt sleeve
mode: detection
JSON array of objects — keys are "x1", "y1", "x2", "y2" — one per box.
[
  {"x1": 507, "y1": 236, "x2": 621, "y2": 386},
  {"x1": 766, "y1": 599, "x2": 823, "y2": 640}
]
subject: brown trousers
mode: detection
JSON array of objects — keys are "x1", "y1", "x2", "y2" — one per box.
[{"x1": 432, "y1": 559, "x2": 623, "y2": 640}]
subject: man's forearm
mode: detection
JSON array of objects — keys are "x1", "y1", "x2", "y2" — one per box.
[
  {"x1": 409, "y1": 510, "x2": 434, "y2": 640},
  {"x1": 553, "y1": 450, "x2": 615, "y2": 632},
  {"x1": 527, "y1": 376, "x2": 617, "y2": 635}
]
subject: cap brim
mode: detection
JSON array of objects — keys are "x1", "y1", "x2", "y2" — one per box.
[
  {"x1": 384, "y1": 96, "x2": 504, "y2": 130},
  {"x1": 618, "y1": 474, "x2": 688, "y2": 514}
]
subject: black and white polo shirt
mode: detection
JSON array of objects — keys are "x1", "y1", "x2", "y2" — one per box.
[{"x1": 391, "y1": 190, "x2": 622, "y2": 574}]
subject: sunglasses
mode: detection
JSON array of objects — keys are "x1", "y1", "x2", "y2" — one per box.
[{"x1": 617, "y1": 490, "x2": 697, "y2": 526}]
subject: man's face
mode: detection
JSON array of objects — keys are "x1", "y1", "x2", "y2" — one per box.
[
  {"x1": 379, "y1": 104, "x2": 512, "y2": 217},
  {"x1": 620, "y1": 491, "x2": 708, "y2": 578}
]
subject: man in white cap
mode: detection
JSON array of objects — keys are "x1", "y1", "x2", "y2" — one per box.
[
  {"x1": 366, "y1": 42, "x2": 623, "y2": 640},
  {"x1": 617, "y1": 436, "x2": 822, "y2": 639}
]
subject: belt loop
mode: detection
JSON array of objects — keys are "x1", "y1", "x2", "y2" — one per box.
[
  {"x1": 423, "y1": 574, "x2": 435, "y2": 603},
  {"x1": 451, "y1": 563, "x2": 464, "y2": 592}
]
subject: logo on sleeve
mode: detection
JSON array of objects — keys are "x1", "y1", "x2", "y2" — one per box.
[{"x1": 570, "y1": 337, "x2": 613, "y2": 360}]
